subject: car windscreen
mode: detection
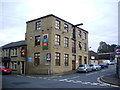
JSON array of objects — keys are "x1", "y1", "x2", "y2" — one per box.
[
  {"x1": 89, "y1": 65, "x2": 93, "y2": 66},
  {"x1": 79, "y1": 65, "x2": 84, "y2": 67}
]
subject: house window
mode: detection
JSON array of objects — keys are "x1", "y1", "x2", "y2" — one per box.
[
  {"x1": 84, "y1": 56, "x2": 87, "y2": 64},
  {"x1": 64, "y1": 37, "x2": 69, "y2": 47},
  {"x1": 64, "y1": 54, "x2": 69, "y2": 66},
  {"x1": 78, "y1": 30, "x2": 82, "y2": 38},
  {"x1": 84, "y1": 43, "x2": 87, "y2": 51},
  {"x1": 83, "y1": 32, "x2": 87, "y2": 39},
  {"x1": 78, "y1": 41, "x2": 82, "y2": 50},
  {"x1": 10, "y1": 48, "x2": 18, "y2": 57},
  {"x1": 64, "y1": 24, "x2": 68, "y2": 32},
  {"x1": 78, "y1": 56, "x2": 82, "y2": 65},
  {"x1": 55, "y1": 52, "x2": 60, "y2": 66},
  {"x1": 55, "y1": 34, "x2": 60, "y2": 45},
  {"x1": 72, "y1": 40, "x2": 76, "y2": 53},
  {"x1": 55, "y1": 20, "x2": 60, "y2": 29},
  {"x1": 11, "y1": 61, "x2": 17, "y2": 70},
  {"x1": 36, "y1": 21, "x2": 41, "y2": 30},
  {"x1": 35, "y1": 36, "x2": 40, "y2": 46},
  {"x1": 34, "y1": 52, "x2": 40, "y2": 66}
]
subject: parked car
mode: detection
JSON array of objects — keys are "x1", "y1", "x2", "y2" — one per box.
[
  {"x1": 77, "y1": 64, "x2": 92, "y2": 73},
  {"x1": 99, "y1": 63, "x2": 108, "y2": 69},
  {"x1": 108, "y1": 61, "x2": 117, "y2": 65},
  {"x1": 89, "y1": 64, "x2": 101, "y2": 71},
  {"x1": 0, "y1": 66, "x2": 12, "y2": 74}
]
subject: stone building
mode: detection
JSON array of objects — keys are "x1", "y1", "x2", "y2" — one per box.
[
  {"x1": 2, "y1": 40, "x2": 27, "y2": 74},
  {"x1": 1, "y1": 14, "x2": 88, "y2": 75},
  {"x1": 25, "y1": 14, "x2": 88, "y2": 74}
]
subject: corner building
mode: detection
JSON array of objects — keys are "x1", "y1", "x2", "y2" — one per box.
[{"x1": 26, "y1": 14, "x2": 88, "y2": 74}]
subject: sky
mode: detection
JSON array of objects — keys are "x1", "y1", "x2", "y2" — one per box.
[{"x1": 0, "y1": 0, "x2": 119, "y2": 52}]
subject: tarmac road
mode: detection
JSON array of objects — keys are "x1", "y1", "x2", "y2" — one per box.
[{"x1": 2, "y1": 65, "x2": 119, "y2": 88}]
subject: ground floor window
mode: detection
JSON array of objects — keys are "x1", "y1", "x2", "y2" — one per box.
[
  {"x1": 84, "y1": 56, "x2": 87, "y2": 64},
  {"x1": 55, "y1": 52, "x2": 60, "y2": 66},
  {"x1": 78, "y1": 56, "x2": 82, "y2": 65},
  {"x1": 11, "y1": 61, "x2": 17, "y2": 70},
  {"x1": 34, "y1": 52, "x2": 40, "y2": 66},
  {"x1": 64, "y1": 54, "x2": 69, "y2": 66}
]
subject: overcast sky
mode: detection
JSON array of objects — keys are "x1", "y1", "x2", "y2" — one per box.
[{"x1": 0, "y1": 0, "x2": 119, "y2": 52}]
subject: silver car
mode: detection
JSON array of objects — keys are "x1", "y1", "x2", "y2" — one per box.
[
  {"x1": 77, "y1": 64, "x2": 92, "y2": 73},
  {"x1": 89, "y1": 64, "x2": 101, "y2": 71}
]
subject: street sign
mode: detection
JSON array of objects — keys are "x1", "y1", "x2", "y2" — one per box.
[
  {"x1": 47, "y1": 53, "x2": 51, "y2": 61},
  {"x1": 28, "y1": 57, "x2": 32, "y2": 62},
  {"x1": 115, "y1": 45, "x2": 120, "y2": 58}
]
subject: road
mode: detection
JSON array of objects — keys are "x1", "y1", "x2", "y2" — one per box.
[{"x1": 2, "y1": 65, "x2": 119, "y2": 88}]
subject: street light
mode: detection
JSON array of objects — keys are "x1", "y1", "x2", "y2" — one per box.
[{"x1": 74, "y1": 23, "x2": 83, "y2": 27}]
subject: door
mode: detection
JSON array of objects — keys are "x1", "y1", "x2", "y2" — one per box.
[
  {"x1": 72, "y1": 55, "x2": 76, "y2": 70},
  {"x1": 72, "y1": 61, "x2": 76, "y2": 70}
]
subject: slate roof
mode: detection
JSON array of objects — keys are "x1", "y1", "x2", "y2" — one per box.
[{"x1": 2, "y1": 40, "x2": 26, "y2": 49}]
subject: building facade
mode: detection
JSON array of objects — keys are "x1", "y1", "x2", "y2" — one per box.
[
  {"x1": 2, "y1": 40, "x2": 27, "y2": 74},
  {"x1": 25, "y1": 14, "x2": 88, "y2": 74}
]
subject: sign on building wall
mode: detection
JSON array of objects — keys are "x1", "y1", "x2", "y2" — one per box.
[
  {"x1": 46, "y1": 53, "x2": 51, "y2": 61},
  {"x1": 28, "y1": 57, "x2": 32, "y2": 62},
  {"x1": 43, "y1": 34, "x2": 48, "y2": 50}
]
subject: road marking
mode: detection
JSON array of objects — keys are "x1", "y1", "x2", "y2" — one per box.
[
  {"x1": 57, "y1": 78, "x2": 107, "y2": 87},
  {"x1": 97, "y1": 76, "x2": 120, "y2": 88}
]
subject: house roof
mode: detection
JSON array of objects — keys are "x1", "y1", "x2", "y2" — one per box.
[
  {"x1": 2, "y1": 40, "x2": 26, "y2": 49},
  {"x1": 26, "y1": 14, "x2": 88, "y2": 33}
]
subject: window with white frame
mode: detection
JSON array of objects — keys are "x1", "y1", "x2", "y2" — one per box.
[
  {"x1": 55, "y1": 34, "x2": 60, "y2": 45},
  {"x1": 55, "y1": 20, "x2": 60, "y2": 29},
  {"x1": 11, "y1": 61, "x2": 17, "y2": 70},
  {"x1": 10, "y1": 48, "x2": 18, "y2": 57},
  {"x1": 64, "y1": 24, "x2": 68, "y2": 32},
  {"x1": 36, "y1": 21, "x2": 41, "y2": 30},
  {"x1": 64, "y1": 37, "x2": 69, "y2": 47}
]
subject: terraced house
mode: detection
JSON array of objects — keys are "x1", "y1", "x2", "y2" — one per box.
[{"x1": 2, "y1": 14, "x2": 89, "y2": 75}]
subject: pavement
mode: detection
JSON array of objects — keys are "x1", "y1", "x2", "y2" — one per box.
[{"x1": 99, "y1": 73, "x2": 120, "y2": 87}]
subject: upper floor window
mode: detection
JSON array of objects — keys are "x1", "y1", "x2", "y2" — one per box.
[
  {"x1": 55, "y1": 20, "x2": 60, "y2": 29},
  {"x1": 55, "y1": 34, "x2": 60, "y2": 45},
  {"x1": 35, "y1": 35, "x2": 40, "y2": 46},
  {"x1": 36, "y1": 21, "x2": 41, "y2": 30},
  {"x1": 10, "y1": 48, "x2": 17, "y2": 57},
  {"x1": 55, "y1": 52, "x2": 61, "y2": 66},
  {"x1": 78, "y1": 41, "x2": 82, "y2": 50},
  {"x1": 64, "y1": 24, "x2": 68, "y2": 32},
  {"x1": 78, "y1": 30, "x2": 82, "y2": 38},
  {"x1": 83, "y1": 32, "x2": 87, "y2": 39},
  {"x1": 84, "y1": 43, "x2": 87, "y2": 51},
  {"x1": 64, "y1": 37, "x2": 69, "y2": 47}
]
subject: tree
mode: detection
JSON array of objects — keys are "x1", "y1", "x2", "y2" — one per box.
[{"x1": 97, "y1": 41, "x2": 117, "y2": 53}]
